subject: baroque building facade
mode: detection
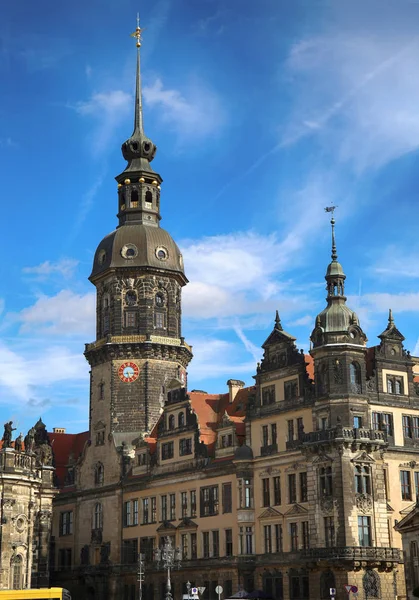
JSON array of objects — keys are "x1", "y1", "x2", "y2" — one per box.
[
  {"x1": 0, "y1": 419, "x2": 56, "y2": 590},
  {"x1": 49, "y1": 22, "x2": 419, "y2": 600}
]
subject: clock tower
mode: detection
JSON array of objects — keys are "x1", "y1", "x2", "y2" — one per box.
[{"x1": 84, "y1": 20, "x2": 192, "y2": 441}]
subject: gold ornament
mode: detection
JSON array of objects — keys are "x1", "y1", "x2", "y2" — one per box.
[{"x1": 124, "y1": 179, "x2": 131, "y2": 185}]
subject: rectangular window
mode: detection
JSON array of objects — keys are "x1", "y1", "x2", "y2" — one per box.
[
  {"x1": 181, "y1": 492, "x2": 188, "y2": 518},
  {"x1": 273, "y1": 476, "x2": 281, "y2": 505},
  {"x1": 224, "y1": 581, "x2": 233, "y2": 599},
  {"x1": 140, "y1": 537, "x2": 155, "y2": 562},
  {"x1": 302, "y1": 521, "x2": 309, "y2": 549},
  {"x1": 275, "y1": 523, "x2": 283, "y2": 552},
  {"x1": 415, "y1": 472, "x2": 419, "y2": 499},
  {"x1": 191, "y1": 532, "x2": 197, "y2": 559},
  {"x1": 59, "y1": 511, "x2": 73, "y2": 536},
  {"x1": 262, "y1": 425, "x2": 269, "y2": 447},
  {"x1": 122, "y1": 539, "x2": 138, "y2": 564},
  {"x1": 403, "y1": 416, "x2": 413, "y2": 438},
  {"x1": 123, "y1": 501, "x2": 132, "y2": 527},
  {"x1": 125, "y1": 311, "x2": 136, "y2": 328},
  {"x1": 190, "y1": 490, "x2": 197, "y2": 517},
  {"x1": 222, "y1": 483, "x2": 232, "y2": 513},
  {"x1": 353, "y1": 416, "x2": 362, "y2": 429},
  {"x1": 200, "y1": 485, "x2": 219, "y2": 517},
  {"x1": 179, "y1": 438, "x2": 192, "y2": 456},
  {"x1": 401, "y1": 470, "x2": 412, "y2": 500},
  {"x1": 170, "y1": 494, "x2": 176, "y2": 520},
  {"x1": 161, "y1": 495, "x2": 167, "y2": 521},
  {"x1": 181, "y1": 534, "x2": 188, "y2": 560},
  {"x1": 297, "y1": 417, "x2": 304, "y2": 438},
  {"x1": 288, "y1": 474, "x2": 297, "y2": 504},
  {"x1": 414, "y1": 418, "x2": 419, "y2": 438},
  {"x1": 245, "y1": 526, "x2": 253, "y2": 554},
  {"x1": 221, "y1": 433, "x2": 233, "y2": 447},
  {"x1": 271, "y1": 423, "x2": 277, "y2": 446},
  {"x1": 287, "y1": 420, "x2": 294, "y2": 442},
  {"x1": 284, "y1": 379, "x2": 298, "y2": 401},
  {"x1": 324, "y1": 517, "x2": 335, "y2": 548},
  {"x1": 142, "y1": 498, "x2": 149, "y2": 524},
  {"x1": 262, "y1": 385, "x2": 275, "y2": 405},
  {"x1": 290, "y1": 522, "x2": 298, "y2": 551},
  {"x1": 133, "y1": 500, "x2": 138, "y2": 525},
  {"x1": 212, "y1": 530, "x2": 219, "y2": 558},
  {"x1": 151, "y1": 497, "x2": 157, "y2": 523},
  {"x1": 154, "y1": 311, "x2": 166, "y2": 329},
  {"x1": 358, "y1": 516, "x2": 372, "y2": 547},
  {"x1": 262, "y1": 478, "x2": 270, "y2": 507},
  {"x1": 264, "y1": 525, "x2": 272, "y2": 553},
  {"x1": 58, "y1": 548, "x2": 72, "y2": 568},
  {"x1": 225, "y1": 528, "x2": 233, "y2": 556},
  {"x1": 203, "y1": 532, "x2": 210, "y2": 558},
  {"x1": 321, "y1": 417, "x2": 328, "y2": 430},
  {"x1": 162, "y1": 441, "x2": 174, "y2": 460},
  {"x1": 299, "y1": 472, "x2": 308, "y2": 502}
]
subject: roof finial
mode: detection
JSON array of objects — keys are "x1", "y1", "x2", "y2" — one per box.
[
  {"x1": 325, "y1": 206, "x2": 338, "y2": 262},
  {"x1": 388, "y1": 308, "x2": 394, "y2": 325},
  {"x1": 275, "y1": 310, "x2": 283, "y2": 331},
  {"x1": 130, "y1": 14, "x2": 144, "y2": 133}
]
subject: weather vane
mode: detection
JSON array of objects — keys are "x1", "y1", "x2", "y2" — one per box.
[
  {"x1": 131, "y1": 13, "x2": 143, "y2": 47},
  {"x1": 324, "y1": 205, "x2": 338, "y2": 217}
]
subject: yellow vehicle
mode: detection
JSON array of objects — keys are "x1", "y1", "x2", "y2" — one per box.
[{"x1": 0, "y1": 589, "x2": 71, "y2": 600}]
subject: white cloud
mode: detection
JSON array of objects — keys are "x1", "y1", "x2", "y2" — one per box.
[
  {"x1": 73, "y1": 89, "x2": 132, "y2": 152},
  {"x1": 187, "y1": 337, "x2": 255, "y2": 384},
  {"x1": 373, "y1": 246, "x2": 419, "y2": 279},
  {"x1": 144, "y1": 77, "x2": 226, "y2": 139},
  {"x1": 360, "y1": 292, "x2": 419, "y2": 314},
  {"x1": 284, "y1": 32, "x2": 419, "y2": 170},
  {"x1": 18, "y1": 290, "x2": 95, "y2": 337},
  {"x1": 0, "y1": 341, "x2": 87, "y2": 402},
  {"x1": 289, "y1": 315, "x2": 313, "y2": 327},
  {"x1": 22, "y1": 258, "x2": 79, "y2": 279}
]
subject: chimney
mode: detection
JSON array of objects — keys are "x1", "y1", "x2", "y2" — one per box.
[
  {"x1": 226, "y1": 379, "x2": 245, "y2": 403},
  {"x1": 53, "y1": 427, "x2": 66, "y2": 434}
]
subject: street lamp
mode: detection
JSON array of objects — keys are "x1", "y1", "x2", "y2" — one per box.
[
  {"x1": 154, "y1": 536, "x2": 182, "y2": 600},
  {"x1": 137, "y1": 552, "x2": 145, "y2": 600}
]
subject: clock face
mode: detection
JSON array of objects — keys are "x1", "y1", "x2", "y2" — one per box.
[{"x1": 118, "y1": 361, "x2": 139, "y2": 383}]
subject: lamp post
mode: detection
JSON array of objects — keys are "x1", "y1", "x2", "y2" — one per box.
[
  {"x1": 154, "y1": 536, "x2": 182, "y2": 600},
  {"x1": 137, "y1": 552, "x2": 145, "y2": 600}
]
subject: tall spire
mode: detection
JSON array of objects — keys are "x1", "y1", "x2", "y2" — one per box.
[
  {"x1": 325, "y1": 206, "x2": 338, "y2": 262},
  {"x1": 131, "y1": 14, "x2": 144, "y2": 134}
]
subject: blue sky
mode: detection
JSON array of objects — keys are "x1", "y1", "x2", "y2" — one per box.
[{"x1": 1, "y1": 0, "x2": 419, "y2": 434}]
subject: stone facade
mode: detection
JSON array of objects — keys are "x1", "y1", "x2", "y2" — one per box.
[{"x1": 0, "y1": 420, "x2": 56, "y2": 590}]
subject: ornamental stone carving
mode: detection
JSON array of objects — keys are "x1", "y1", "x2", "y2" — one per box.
[
  {"x1": 356, "y1": 493, "x2": 373, "y2": 514},
  {"x1": 320, "y1": 496, "x2": 335, "y2": 513}
]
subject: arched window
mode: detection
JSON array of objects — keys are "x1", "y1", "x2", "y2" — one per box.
[
  {"x1": 350, "y1": 362, "x2": 362, "y2": 393},
  {"x1": 387, "y1": 378, "x2": 394, "y2": 394},
  {"x1": 320, "y1": 571, "x2": 335, "y2": 599},
  {"x1": 131, "y1": 189, "x2": 139, "y2": 207},
  {"x1": 93, "y1": 503, "x2": 103, "y2": 530},
  {"x1": 95, "y1": 463, "x2": 104, "y2": 485},
  {"x1": 168, "y1": 415, "x2": 175, "y2": 430},
  {"x1": 119, "y1": 191, "x2": 126, "y2": 211},
  {"x1": 395, "y1": 379, "x2": 402, "y2": 395},
  {"x1": 319, "y1": 364, "x2": 328, "y2": 395},
  {"x1": 11, "y1": 555, "x2": 23, "y2": 590},
  {"x1": 145, "y1": 190, "x2": 152, "y2": 204},
  {"x1": 363, "y1": 570, "x2": 380, "y2": 598},
  {"x1": 102, "y1": 295, "x2": 110, "y2": 336},
  {"x1": 178, "y1": 412, "x2": 185, "y2": 428}
]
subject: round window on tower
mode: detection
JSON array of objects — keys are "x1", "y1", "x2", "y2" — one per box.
[
  {"x1": 121, "y1": 244, "x2": 138, "y2": 259},
  {"x1": 155, "y1": 246, "x2": 168, "y2": 261}
]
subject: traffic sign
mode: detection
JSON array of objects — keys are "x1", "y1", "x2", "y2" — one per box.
[
  {"x1": 192, "y1": 589, "x2": 198, "y2": 595},
  {"x1": 198, "y1": 588, "x2": 206, "y2": 595},
  {"x1": 351, "y1": 586, "x2": 358, "y2": 594},
  {"x1": 330, "y1": 589, "x2": 336, "y2": 596},
  {"x1": 215, "y1": 587, "x2": 223, "y2": 595},
  {"x1": 344, "y1": 585, "x2": 352, "y2": 594}
]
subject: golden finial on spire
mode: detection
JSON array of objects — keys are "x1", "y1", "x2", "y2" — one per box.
[{"x1": 130, "y1": 13, "x2": 143, "y2": 47}]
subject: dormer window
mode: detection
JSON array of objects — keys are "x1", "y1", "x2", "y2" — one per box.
[
  {"x1": 138, "y1": 452, "x2": 147, "y2": 466},
  {"x1": 387, "y1": 375, "x2": 404, "y2": 395}
]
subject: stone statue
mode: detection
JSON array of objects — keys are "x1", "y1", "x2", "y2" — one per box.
[
  {"x1": 2, "y1": 421, "x2": 16, "y2": 448},
  {"x1": 24, "y1": 428, "x2": 35, "y2": 454},
  {"x1": 14, "y1": 433, "x2": 23, "y2": 453}
]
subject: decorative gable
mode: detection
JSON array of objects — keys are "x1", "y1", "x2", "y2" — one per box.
[
  {"x1": 285, "y1": 503, "x2": 308, "y2": 516},
  {"x1": 352, "y1": 451, "x2": 375, "y2": 464},
  {"x1": 259, "y1": 507, "x2": 283, "y2": 519},
  {"x1": 157, "y1": 520, "x2": 176, "y2": 532}
]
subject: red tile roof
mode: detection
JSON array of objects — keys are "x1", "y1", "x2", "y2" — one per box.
[{"x1": 49, "y1": 431, "x2": 89, "y2": 487}]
